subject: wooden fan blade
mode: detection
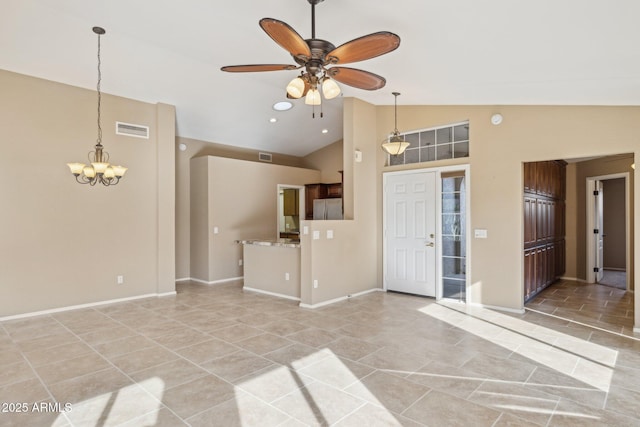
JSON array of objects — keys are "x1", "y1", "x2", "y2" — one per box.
[
  {"x1": 326, "y1": 32, "x2": 400, "y2": 65},
  {"x1": 221, "y1": 64, "x2": 298, "y2": 72},
  {"x1": 327, "y1": 67, "x2": 386, "y2": 91},
  {"x1": 260, "y1": 18, "x2": 311, "y2": 60}
]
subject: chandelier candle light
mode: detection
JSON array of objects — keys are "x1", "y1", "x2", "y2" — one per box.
[
  {"x1": 67, "y1": 26, "x2": 127, "y2": 186},
  {"x1": 381, "y1": 92, "x2": 410, "y2": 156}
]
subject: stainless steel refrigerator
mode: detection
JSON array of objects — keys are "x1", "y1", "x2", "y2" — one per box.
[{"x1": 313, "y1": 198, "x2": 343, "y2": 220}]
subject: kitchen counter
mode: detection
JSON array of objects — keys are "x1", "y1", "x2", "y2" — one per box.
[
  {"x1": 237, "y1": 239, "x2": 300, "y2": 248},
  {"x1": 238, "y1": 239, "x2": 301, "y2": 300}
]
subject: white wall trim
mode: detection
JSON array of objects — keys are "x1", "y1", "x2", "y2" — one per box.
[
  {"x1": 559, "y1": 276, "x2": 588, "y2": 283},
  {"x1": 175, "y1": 277, "x2": 191, "y2": 282},
  {"x1": 243, "y1": 286, "x2": 300, "y2": 302},
  {"x1": 469, "y1": 302, "x2": 525, "y2": 315},
  {"x1": 300, "y1": 288, "x2": 382, "y2": 309},
  {"x1": 189, "y1": 277, "x2": 243, "y2": 285},
  {"x1": 0, "y1": 292, "x2": 176, "y2": 322}
]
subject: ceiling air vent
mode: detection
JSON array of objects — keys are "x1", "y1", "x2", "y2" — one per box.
[
  {"x1": 259, "y1": 152, "x2": 272, "y2": 162},
  {"x1": 116, "y1": 121, "x2": 149, "y2": 139}
]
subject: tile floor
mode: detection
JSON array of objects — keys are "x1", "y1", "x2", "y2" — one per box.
[{"x1": 0, "y1": 279, "x2": 639, "y2": 426}]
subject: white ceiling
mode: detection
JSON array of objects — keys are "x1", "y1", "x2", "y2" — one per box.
[{"x1": 2, "y1": 0, "x2": 639, "y2": 157}]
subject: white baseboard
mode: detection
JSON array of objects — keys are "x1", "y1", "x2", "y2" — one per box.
[
  {"x1": 243, "y1": 287, "x2": 300, "y2": 302},
  {"x1": 188, "y1": 277, "x2": 243, "y2": 285},
  {"x1": 634, "y1": 326, "x2": 640, "y2": 333},
  {"x1": 299, "y1": 288, "x2": 382, "y2": 309},
  {"x1": 175, "y1": 277, "x2": 191, "y2": 282},
  {"x1": 0, "y1": 291, "x2": 176, "y2": 322},
  {"x1": 559, "y1": 276, "x2": 588, "y2": 283},
  {"x1": 469, "y1": 302, "x2": 525, "y2": 315}
]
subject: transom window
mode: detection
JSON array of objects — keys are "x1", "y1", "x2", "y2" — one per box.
[{"x1": 388, "y1": 122, "x2": 470, "y2": 166}]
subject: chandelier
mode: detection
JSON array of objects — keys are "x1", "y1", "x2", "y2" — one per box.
[
  {"x1": 381, "y1": 92, "x2": 410, "y2": 156},
  {"x1": 67, "y1": 26, "x2": 127, "y2": 186}
]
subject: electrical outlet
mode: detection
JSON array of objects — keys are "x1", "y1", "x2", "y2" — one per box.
[
  {"x1": 213, "y1": 227, "x2": 219, "y2": 234},
  {"x1": 327, "y1": 230, "x2": 334, "y2": 239},
  {"x1": 313, "y1": 279, "x2": 318, "y2": 289},
  {"x1": 117, "y1": 275, "x2": 124, "y2": 285},
  {"x1": 238, "y1": 259, "x2": 243, "y2": 266},
  {"x1": 285, "y1": 273, "x2": 290, "y2": 281}
]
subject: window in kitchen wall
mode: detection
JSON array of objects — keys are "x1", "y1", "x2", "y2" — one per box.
[{"x1": 388, "y1": 122, "x2": 469, "y2": 167}]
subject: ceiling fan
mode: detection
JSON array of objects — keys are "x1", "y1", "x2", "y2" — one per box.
[{"x1": 221, "y1": 0, "x2": 400, "y2": 112}]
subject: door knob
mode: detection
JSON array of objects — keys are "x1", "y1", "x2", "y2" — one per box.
[{"x1": 425, "y1": 242, "x2": 435, "y2": 247}]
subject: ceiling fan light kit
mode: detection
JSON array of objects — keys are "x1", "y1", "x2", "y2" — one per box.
[{"x1": 221, "y1": 0, "x2": 400, "y2": 117}]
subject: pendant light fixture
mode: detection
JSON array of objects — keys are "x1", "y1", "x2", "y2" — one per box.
[
  {"x1": 381, "y1": 92, "x2": 410, "y2": 156},
  {"x1": 67, "y1": 26, "x2": 127, "y2": 186}
]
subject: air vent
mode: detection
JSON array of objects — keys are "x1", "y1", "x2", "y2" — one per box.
[
  {"x1": 116, "y1": 121, "x2": 149, "y2": 139},
  {"x1": 259, "y1": 152, "x2": 272, "y2": 162}
]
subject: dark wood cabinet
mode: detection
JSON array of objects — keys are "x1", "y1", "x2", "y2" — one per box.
[
  {"x1": 523, "y1": 160, "x2": 566, "y2": 301},
  {"x1": 304, "y1": 182, "x2": 342, "y2": 220}
]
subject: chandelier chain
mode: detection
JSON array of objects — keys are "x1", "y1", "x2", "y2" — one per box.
[{"x1": 96, "y1": 31, "x2": 102, "y2": 146}]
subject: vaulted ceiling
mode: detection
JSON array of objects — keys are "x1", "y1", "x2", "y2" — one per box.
[{"x1": 2, "y1": 0, "x2": 639, "y2": 156}]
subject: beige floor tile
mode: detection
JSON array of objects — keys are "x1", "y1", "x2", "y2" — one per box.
[
  {"x1": 35, "y1": 352, "x2": 112, "y2": 386},
  {"x1": 285, "y1": 327, "x2": 340, "y2": 348},
  {"x1": 461, "y1": 353, "x2": 537, "y2": 382},
  {"x1": 92, "y1": 334, "x2": 157, "y2": 358},
  {"x1": 259, "y1": 319, "x2": 310, "y2": 336},
  {"x1": 272, "y1": 381, "x2": 366, "y2": 426},
  {"x1": 299, "y1": 355, "x2": 374, "y2": 390},
  {"x1": 0, "y1": 399, "x2": 70, "y2": 427},
  {"x1": 176, "y1": 338, "x2": 239, "y2": 364},
  {"x1": 610, "y1": 365, "x2": 640, "y2": 393},
  {"x1": 160, "y1": 374, "x2": 235, "y2": 419},
  {"x1": 407, "y1": 360, "x2": 486, "y2": 399},
  {"x1": 78, "y1": 326, "x2": 137, "y2": 346},
  {"x1": 201, "y1": 350, "x2": 275, "y2": 381},
  {"x1": 358, "y1": 346, "x2": 429, "y2": 376},
  {"x1": 603, "y1": 385, "x2": 640, "y2": 420},
  {"x1": 0, "y1": 378, "x2": 49, "y2": 404},
  {"x1": 0, "y1": 348, "x2": 24, "y2": 367},
  {"x1": 129, "y1": 358, "x2": 209, "y2": 392},
  {"x1": 324, "y1": 336, "x2": 383, "y2": 361},
  {"x1": 263, "y1": 343, "x2": 333, "y2": 370},
  {"x1": 345, "y1": 370, "x2": 429, "y2": 414},
  {"x1": 334, "y1": 403, "x2": 425, "y2": 427},
  {"x1": 468, "y1": 381, "x2": 559, "y2": 425},
  {"x1": 492, "y1": 413, "x2": 543, "y2": 427},
  {"x1": 118, "y1": 407, "x2": 188, "y2": 427},
  {"x1": 234, "y1": 333, "x2": 293, "y2": 355},
  {"x1": 187, "y1": 391, "x2": 292, "y2": 427},
  {"x1": 64, "y1": 383, "x2": 163, "y2": 427},
  {"x1": 403, "y1": 390, "x2": 501, "y2": 427},
  {"x1": 235, "y1": 311, "x2": 281, "y2": 327},
  {"x1": 48, "y1": 367, "x2": 132, "y2": 404},
  {"x1": 24, "y1": 341, "x2": 95, "y2": 367},
  {"x1": 208, "y1": 323, "x2": 264, "y2": 343},
  {"x1": 0, "y1": 360, "x2": 37, "y2": 388},
  {"x1": 525, "y1": 366, "x2": 606, "y2": 409},
  {"x1": 550, "y1": 398, "x2": 640, "y2": 426},
  {"x1": 15, "y1": 331, "x2": 80, "y2": 353},
  {"x1": 151, "y1": 327, "x2": 211, "y2": 350},
  {"x1": 108, "y1": 346, "x2": 179, "y2": 374},
  {"x1": 234, "y1": 365, "x2": 314, "y2": 403}
]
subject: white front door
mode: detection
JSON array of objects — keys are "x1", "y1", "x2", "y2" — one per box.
[{"x1": 384, "y1": 171, "x2": 437, "y2": 296}]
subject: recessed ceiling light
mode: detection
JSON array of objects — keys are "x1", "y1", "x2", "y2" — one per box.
[
  {"x1": 273, "y1": 101, "x2": 293, "y2": 111},
  {"x1": 269, "y1": 118, "x2": 277, "y2": 123},
  {"x1": 322, "y1": 129, "x2": 329, "y2": 134}
]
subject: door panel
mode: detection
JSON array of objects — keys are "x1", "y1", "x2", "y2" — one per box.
[{"x1": 385, "y1": 172, "x2": 437, "y2": 296}]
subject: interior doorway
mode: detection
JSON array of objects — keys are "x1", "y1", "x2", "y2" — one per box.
[{"x1": 585, "y1": 173, "x2": 630, "y2": 290}]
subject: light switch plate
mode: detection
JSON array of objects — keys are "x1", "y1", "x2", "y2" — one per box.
[
  {"x1": 474, "y1": 229, "x2": 488, "y2": 238},
  {"x1": 303, "y1": 226, "x2": 309, "y2": 235},
  {"x1": 313, "y1": 231, "x2": 320, "y2": 240},
  {"x1": 213, "y1": 227, "x2": 219, "y2": 234},
  {"x1": 327, "y1": 230, "x2": 334, "y2": 239}
]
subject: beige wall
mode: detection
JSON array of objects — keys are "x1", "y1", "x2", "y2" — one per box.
[
  {"x1": 243, "y1": 245, "x2": 300, "y2": 298},
  {"x1": 0, "y1": 70, "x2": 175, "y2": 317},
  {"x1": 301, "y1": 140, "x2": 344, "y2": 183},
  {"x1": 190, "y1": 156, "x2": 320, "y2": 283},
  {"x1": 603, "y1": 178, "x2": 627, "y2": 270},
  {"x1": 360, "y1": 103, "x2": 638, "y2": 322},
  {"x1": 176, "y1": 136, "x2": 312, "y2": 279}
]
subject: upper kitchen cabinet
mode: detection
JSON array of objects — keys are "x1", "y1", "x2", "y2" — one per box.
[{"x1": 283, "y1": 188, "x2": 299, "y2": 216}]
